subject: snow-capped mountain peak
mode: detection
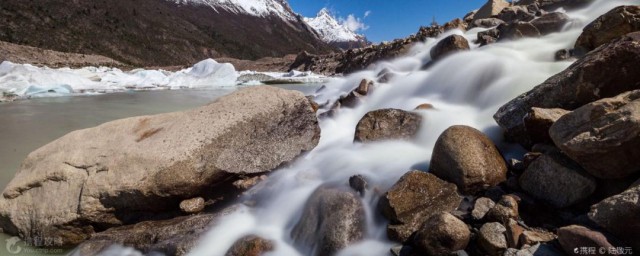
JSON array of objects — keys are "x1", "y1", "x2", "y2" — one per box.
[
  {"x1": 173, "y1": 0, "x2": 296, "y2": 21},
  {"x1": 304, "y1": 8, "x2": 366, "y2": 46}
]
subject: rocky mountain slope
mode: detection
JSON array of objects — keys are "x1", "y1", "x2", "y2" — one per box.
[
  {"x1": 0, "y1": 0, "x2": 334, "y2": 66},
  {"x1": 304, "y1": 8, "x2": 369, "y2": 49}
]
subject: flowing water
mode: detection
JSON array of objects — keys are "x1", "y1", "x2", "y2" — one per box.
[{"x1": 185, "y1": 1, "x2": 640, "y2": 255}]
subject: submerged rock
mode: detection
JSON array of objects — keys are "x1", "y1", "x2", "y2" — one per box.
[
  {"x1": 430, "y1": 35, "x2": 470, "y2": 61},
  {"x1": 291, "y1": 186, "x2": 366, "y2": 256},
  {"x1": 550, "y1": 90, "x2": 640, "y2": 179},
  {"x1": 354, "y1": 108, "x2": 422, "y2": 142},
  {"x1": 575, "y1": 5, "x2": 640, "y2": 55},
  {"x1": 225, "y1": 235, "x2": 275, "y2": 256},
  {"x1": 494, "y1": 32, "x2": 640, "y2": 147},
  {"x1": 430, "y1": 125, "x2": 507, "y2": 194},
  {"x1": 0, "y1": 86, "x2": 321, "y2": 246},
  {"x1": 379, "y1": 171, "x2": 462, "y2": 243}
]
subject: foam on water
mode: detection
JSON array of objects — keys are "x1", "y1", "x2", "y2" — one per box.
[{"x1": 186, "y1": 1, "x2": 639, "y2": 255}]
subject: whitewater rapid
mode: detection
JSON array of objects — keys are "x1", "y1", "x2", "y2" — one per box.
[{"x1": 184, "y1": 1, "x2": 639, "y2": 256}]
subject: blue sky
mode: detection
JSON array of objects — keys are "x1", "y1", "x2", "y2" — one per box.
[{"x1": 289, "y1": 0, "x2": 487, "y2": 43}]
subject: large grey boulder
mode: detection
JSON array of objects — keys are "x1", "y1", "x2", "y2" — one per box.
[
  {"x1": 291, "y1": 186, "x2": 366, "y2": 256},
  {"x1": 589, "y1": 184, "x2": 640, "y2": 250},
  {"x1": 379, "y1": 171, "x2": 462, "y2": 243},
  {"x1": 550, "y1": 90, "x2": 640, "y2": 179},
  {"x1": 519, "y1": 152, "x2": 596, "y2": 208},
  {"x1": 430, "y1": 125, "x2": 507, "y2": 194},
  {"x1": 575, "y1": 5, "x2": 640, "y2": 55},
  {"x1": 354, "y1": 108, "x2": 422, "y2": 142},
  {"x1": 0, "y1": 86, "x2": 321, "y2": 246},
  {"x1": 494, "y1": 32, "x2": 640, "y2": 147}
]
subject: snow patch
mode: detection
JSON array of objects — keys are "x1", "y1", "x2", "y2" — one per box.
[
  {"x1": 304, "y1": 8, "x2": 365, "y2": 44},
  {"x1": 172, "y1": 0, "x2": 296, "y2": 21}
]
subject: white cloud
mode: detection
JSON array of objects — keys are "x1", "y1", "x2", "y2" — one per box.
[
  {"x1": 364, "y1": 10, "x2": 372, "y2": 18},
  {"x1": 340, "y1": 14, "x2": 369, "y2": 32}
]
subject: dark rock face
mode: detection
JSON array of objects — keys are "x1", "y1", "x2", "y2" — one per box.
[
  {"x1": 523, "y1": 107, "x2": 570, "y2": 147},
  {"x1": 0, "y1": 0, "x2": 334, "y2": 66},
  {"x1": 225, "y1": 235, "x2": 275, "y2": 256},
  {"x1": 354, "y1": 109, "x2": 422, "y2": 142},
  {"x1": 519, "y1": 152, "x2": 596, "y2": 208},
  {"x1": 589, "y1": 184, "x2": 640, "y2": 250},
  {"x1": 0, "y1": 86, "x2": 321, "y2": 246},
  {"x1": 430, "y1": 125, "x2": 508, "y2": 194},
  {"x1": 379, "y1": 171, "x2": 462, "y2": 243},
  {"x1": 430, "y1": 35, "x2": 471, "y2": 61},
  {"x1": 73, "y1": 207, "x2": 237, "y2": 256},
  {"x1": 291, "y1": 186, "x2": 366, "y2": 256},
  {"x1": 413, "y1": 212, "x2": 471, "y2": 255},
  {"x1": 477, "y1": 28, "x2": 501, "y2": 46},
  {"x1": 531, "y1": 12, "x2": 571, "y2": 35},
  {"x1": 496, "y1": 6, "x2": 536, "y2": 23},
  {"x1": 494, "y1": 32, "x2": 640, "y2": 146},
  {"x1": 575, "y1": 5, "x2": 640, "y2": 55},
  {"x1": 471, "y1": 18, "x2": 506, "y2": 28},
  {"x1": 498, "y1": 21, "x2": 541, "y2": 40},
  {"x1": 550, "y1": 90, "x2": 640, "y2": 179},
  {"x1": 557, "y1": 225, "x2": 615, "y2": 255},
  {"x1": 349, "y1": 175, "x2": 368, "y2": 196}
]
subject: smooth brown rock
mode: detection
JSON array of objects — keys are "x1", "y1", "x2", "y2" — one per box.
[
  {"x1": 484, "y1": 195, "x2": 519, "y2": 223},
  {"x1": 589, "y1": 184, "x2": 640, "y2": 250},
  {"x1": 413, "y1": 212, "x2": 471, "y2": 255},
  {"x1": 557, "y1": 225, "x2": 615, "y2": 255},
  {"x1": 523, "y1": 107, "x2": 570, "y2": 147},
  {"x1": 519, "y1": 229, "x2": 556, "y2": 246},
  {"x1": 355, "y1": 79, "x2": 374, "y2": 95},
  {"x1": 494, "y1": 32, "x2": 640, "y2": 147},
  {"x1": 291, "y1": 186, "x2": 366, "y2": 256},
  {"x1": 496, "y1": 6, "x2": 536, "y2": 23},
  {"x1": 472, "y1": 18, "x2": 506, "y2": 28},
  {"x1": 354, "y1": 108, "x2": 422, "y2": 142},
  {"x1": 430, "y1": 125, "x2": 508, "y2": 194},
  {"x1": 519, "y1": 153, "x2": 596, "y2": 208},
  {"x1": 179, "y1": 197, "x2": 205, "y2": 214},
  {"x1": 225, "y1": 235, "x2": 275, "y2": 256},
  {"x1": 414, "y1": 103, "x2": 434, "y2": 110},
  {"x1": 498, "y1": 21, "x2": 541, "y2": 40},
  {"x1": 430, "y1": 35, "x2": 470, "y2": 61},
  {"x1": 379, "y1": 171, "x2": 462, "y2": 243},
  {"x1": 531, "y1": 12, "x2": 571, "y2": 35},
  {"x1": 550, "y1": 90, "x2": 640, "y2": 179},
  {"x1": 575, "y1": 6, "x2": 640, "y2": 55},
  {"x1": 0, "y1": 86, "x2": 321, "y2": 246},
  {"x1": 478, "y1": 222, "x2": 508, "y2": 256},
  {"x1": 472, "y1": 197, "x2": 496, "y2": 220}
]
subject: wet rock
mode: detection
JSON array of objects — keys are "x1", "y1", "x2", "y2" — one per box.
[
  {"x1": 523, "y1": 107, "x2": 570, "y2": 147},
  {"x1": 494, "y1": 32, "x2": 640, "y2": 147},
  {"x1": 498, "y1": 21, "x2": 541, "y2": 40},
  {"x1": 291, "y1": 186, "x2": 366, "y2": 256},
  {"x1": 472, "y1": 197, "x2": 496, "y2": 220},
  {"x1": 531, "y1": 12, "x2": 571, "y2": 35},
  {"x1": 73, "y1": 207, "x2": 237, "y2": 256},
  {"x1": 430, "y1": 125, "x2": 508, "y2": 194},
  {"x1": 0, "y1": 86, "x2": 321, "y2": 246},
  {"x1": 496, "y1": 6, "x2": 536, "y2": 23},
  {"x1": 519, "y1": 152, "x2": 596, "y2": 208},
  {"x1": 413, "y1": 212, "x2": 471, "y2": 255},
  {"x1": 477, "y1": 28, "x2": 500, "y2": 46},
  {"x1": 554, "y1": 49, "x2": 573, "y2": 61},
  {"x1": 478, "y1": 222, "x2": 508, "y2": 256},
  {"x1": 471, "y1": 18, "x2": 506, "y2": 28},
  {"x1": 225, "y1": 235, "x2": 275, "y2": 256},
  {"x1": 379, "y1": 171, "x2": 462, "y2": 243},
  {"x1": 519, "y1": 229, "x2": 556, "y2": 246},
  {"x1": 414, "y1": 103, "x2": 434, "y2": 110},
  {"x1": 179, "y1": 197, "x2": 205, "y2": 214},
  {"x1": 349, "y1": 175, "x2": 368, "y2": 196},
  {"x1": 557, "y1": 225, "x2": 615, "y2": 255},
  {"x1": 355, "y1": 79, "x2": 374, "y2": 95},
  {"x1": 589, "y1": 184, "x2": 640, "y2": 250},
  {"x1": 354, "y1": 108, "x2": 422, "y2": 142},
  {"x1": 306, "y1": 96, "x2": 320, "y2": 113},
  {"x1": 575, "y1": 6, "x2": 640, "y2": 55},
  {"x1": 430, "y1": 35, "x2": 470, "y2": 61},
  {"x1": 550, "y1": 90, "x2": 640, "y2": 179},
  {"x1": 484, "y1": 195, "x2": 519, "y2": 223},
  {"x1": 474, "y1": 0, "x2": 511, "y2": 21}
]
